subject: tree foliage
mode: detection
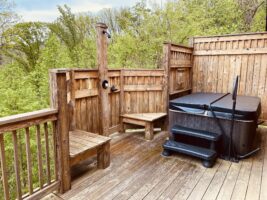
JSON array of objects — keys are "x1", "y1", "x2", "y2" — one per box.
[{"x1": 2, "y1": 22, "x2": 48, "y2": 71}]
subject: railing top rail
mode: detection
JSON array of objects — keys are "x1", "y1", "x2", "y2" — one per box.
[{"x1": 0, "y1": 108, "x2": 58, "y2": 127}]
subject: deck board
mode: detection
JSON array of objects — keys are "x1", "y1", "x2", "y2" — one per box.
[{"x1": 60, "y1": 127, "x2": 267, "y2": 200}]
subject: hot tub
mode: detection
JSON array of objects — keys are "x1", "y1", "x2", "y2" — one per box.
[{"x1": 169, "y1": 92, "x2": 261, "y2": 158}]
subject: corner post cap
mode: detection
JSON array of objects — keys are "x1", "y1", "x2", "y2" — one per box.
[{"x1": 96, "y1": 23, "x2": 108, "y2": 29}]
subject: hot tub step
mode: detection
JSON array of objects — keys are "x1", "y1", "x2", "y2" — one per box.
[
  {"x1": 171, "y1": 125, "x2": 221, "y2": 142},
  {"x1": 162, "y1": 140, "x2": 217, "y2": 167}
]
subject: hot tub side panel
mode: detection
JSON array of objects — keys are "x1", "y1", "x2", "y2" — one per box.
[{"x1": 169, "y1": 110, "x2": 258, "y2": 157}]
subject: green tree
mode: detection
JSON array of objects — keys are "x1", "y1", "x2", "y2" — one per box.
[
  {"x1": 48, "y1": 5, "x2": 89, "y2": 66},
  {"x1": 0, "y1": 0, "x2": 19, "y2": 65},
  {"x1": 1, "y1": 22, "x2": 48, "y2": 72}
]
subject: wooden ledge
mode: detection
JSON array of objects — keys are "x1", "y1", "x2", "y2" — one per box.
[{"x1": 121, "y1": 113, "x2": 167, "y2": 122}]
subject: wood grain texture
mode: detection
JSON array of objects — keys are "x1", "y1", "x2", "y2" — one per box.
[
  {"x1": 59, "y1": 127, "x2": 267, "y2": 200},
  {"x1": 192, "y1": 33, "x2": 267, "y2": 119},
  {"x1": 0, "y1": 134, "x2": 9, "y2": 200},
  {"x1": 12, "y1": 130, "x2": 22, "y2": 200},
  {"x1": 96, "y1": 23, "x2": 110, "y2": 136}
]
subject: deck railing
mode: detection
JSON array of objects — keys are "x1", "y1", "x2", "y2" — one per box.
[{"x1": 0, "y1": 109, "x2": 59, "y2": 200}]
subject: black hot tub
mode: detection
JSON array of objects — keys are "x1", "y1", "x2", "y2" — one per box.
[{"x1": 169, "y1": 92, "x2": 261, "y2": 158}]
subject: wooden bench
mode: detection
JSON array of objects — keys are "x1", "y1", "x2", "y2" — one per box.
[
  {"x1": 69, "y1": 130, "x2": 111, "y2": 168},
  {"x1": 121, "y1": 113, "x2": 167, "y2": 140}
]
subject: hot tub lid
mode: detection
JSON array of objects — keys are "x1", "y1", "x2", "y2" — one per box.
[{"x1": 170, "y1": 92, "x2": 261, "y2": 120}]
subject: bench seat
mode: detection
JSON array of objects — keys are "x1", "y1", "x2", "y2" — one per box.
[
  {"x1": 121, "y1": 113, "x2": 167, "y2": 140},
  {"x1": 69, "y1": 130, "x2": 111, "y2": 168}
]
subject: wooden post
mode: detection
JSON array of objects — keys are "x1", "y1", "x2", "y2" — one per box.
[
  {"x1": 96, "y1": 23, "x2": 110, "y2": 136},
  {"x1": 162, "y1": 42, "x2": 171, "y2": 132},
  {"x1": 145, "y1": 122, "x2": 154, "y2": 140},
  {"x1": 97, "y1": 142, "x2": 110, "y2": 169},
  {"x1": 189, "y1": 37, "x2": 194, "y2": 92},
  {"x1": 49, "y1": 70, "x2": 71, "y2": 193},
  {"x1": 119, "y1": 69, "x2": 125, "y2": 133}
]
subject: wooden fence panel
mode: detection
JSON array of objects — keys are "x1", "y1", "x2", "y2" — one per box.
[
  {"x1": 122, "y1": 69, "x2": 166, "y2": 114},
  {"x1": 72, "y1": 70, "x2": 100, "y2": 133},
  {"x1": 168, "y1": 44, "x2": 193, "y2": 96},
  {"x1": 192, "y1": 32, "x2": 267, "y2": 119}
]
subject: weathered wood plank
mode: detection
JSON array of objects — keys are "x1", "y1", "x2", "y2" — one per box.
[
  {"x1": 0, "y1": 109, "x2": 57, "y2": 126},
  {"x1": 186, "y1": 160, "x2": 222, "y2": 200},
  {"x1": 202, "y1": 160, "x2": 231, "y2": 200},
  {"x1": 245, "y1": 131, "x2": 265, "y2": 200},
  {"x1": 194, "y1": 48, "x2": 267, "y2": 56},
  {"x1": 260, "y1": 128, "x2": 267, "y2": 200},
  {"x1": 75, "y1": 89, "x2": 98, "y2": 99},
  {"x1": 194, "y1": 33, "x2": 267, "y2": 43},
  {"x1": 44, "y1": 123, "x2": 51, "y2": 185},
  {"x1": 231, "y1": 158, "x2": 253, "y2": 200},
  {"x1": 216, "y1": 162, "x2": 242, "y2": 200},
  {"x1": 0, "y1": 134, "x2": 9, "y2": 200},
  {"x1": 123, "y1": 70, "x2": 164, "y2": 77},
  {"x1": 12, "y1": 130, "x2": 22, "y2": 200},
  {"x1": 0, "y1": 109, "x2": 57, "y2": 133},
  {"x1": 24, "y1": 181, "x2": 59, "y2": 200},
  {"x1": 36, "y1": 125, "x2": 44, "y2": 189},
  {"x1": 124, "y1": 84, "x2": 163, "y2": 92},
  {"x1": 122, "y1": 113, "x2": 167, "y2": 122},
  {"x1": 25, "y1": 127, "x2": 33, "y2": 195}
]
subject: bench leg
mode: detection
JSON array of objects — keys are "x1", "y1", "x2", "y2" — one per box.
[
  {"x1": 119, "y1": 122, "x2": 126, "y2": 134},
  {"x1": 97, "y1": 142, "x2": 110, "y2": 169},
  {"x1": 145, "y1": 122, "x2": 154, "y2": 140}
]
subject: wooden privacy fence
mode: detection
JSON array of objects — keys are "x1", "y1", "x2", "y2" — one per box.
[
  {"x1": 50, "y1": 68, "x2": 168, "y2": 137},
  {"x1": 163, "y1": 32, "x2": 267, "y2": 119},
  {"x1": 191, "y1": 32, "x2": 267, "y2": 119}
]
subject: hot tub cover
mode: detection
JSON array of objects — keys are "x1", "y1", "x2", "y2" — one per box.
[{"x1": 170, "y1": 93, "x2": 261, "y2": 120}]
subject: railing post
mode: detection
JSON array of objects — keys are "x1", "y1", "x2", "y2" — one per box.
[
  {"x1": 162, "y1": 42, "x2": 171, "y2": 131},
  {"x1": 49, "y1": 70, "x2": 71, "y2": 193},
  {"x1": 96, "y1": 23, "x2": 110, "y2": 136}
]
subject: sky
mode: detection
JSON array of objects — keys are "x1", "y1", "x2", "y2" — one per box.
[{"x1": 14, "y1": 0, "x2": 166, "y2": 22}]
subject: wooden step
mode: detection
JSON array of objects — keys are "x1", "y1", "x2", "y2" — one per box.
[{"x1": 171, "y1": 125, "x2": 221, "y2": 141}]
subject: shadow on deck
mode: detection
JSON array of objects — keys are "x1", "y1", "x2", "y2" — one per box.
[{"x1": 52, "y1": 127, "x2": 267, "y2": 200}]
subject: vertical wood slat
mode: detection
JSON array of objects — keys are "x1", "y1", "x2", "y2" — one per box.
[
  {"x1": 69, "y1": 70, "x2": 76, "y2": 131},
  {"x1": 52, "y1": 121, "x2": 58, "y2": 182},
  {"x1": 0, "y1": 134, "x2": 10, "y2": 200},
  {"x1": 12, "y1": 130, "x2": 22, "y2": 200},
  {"x1": 119, "y1": 69, "x2": 125, "y2": 132},
  {"x1": 36, "y1": 125, "x2": 44, "y2": 189},
  {"x1": 25, "y1": 127, "x2": 33, "y2": 195},
  {"x1": 44, "y1": 123, "x2": 51, "y2": 184}
]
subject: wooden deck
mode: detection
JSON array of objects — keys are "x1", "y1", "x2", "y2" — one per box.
[{"x1": 58, "y1": 127, "x2": 267, "y2": 200}]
